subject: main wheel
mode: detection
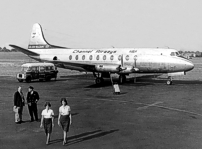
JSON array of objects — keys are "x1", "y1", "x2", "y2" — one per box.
[{"x1": 95, "y1": 78, "x2": 103, "y2": 85}]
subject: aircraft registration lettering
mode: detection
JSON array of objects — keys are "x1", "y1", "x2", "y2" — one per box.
[
  {"x1": 29, "y1": 45, "x2": 49, "y2": 49},
  {"x1": 129, "y1": 50, "x2": 137, "y2": 53},
  {"x1": 95, "y1": 50, "x2": 117, "y2": 54}
]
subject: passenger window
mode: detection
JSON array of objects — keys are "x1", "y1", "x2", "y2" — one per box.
[
  {"x1": 82, "y1": 55, "x2": 85, "y2": 60},
  {"x1": 46, "y1": 66, "x2": 51, "y2": 71},
  {"x1": 89, "y1": 55, "x2": 93, "y2": 60},
  {"x1": 103, "y1": 55, "x2": 106, "y2": 60},
  {"x1": 110, "y1": 55, "x2": 114, "y2": 60},
  {"x1": 31, "y1": 67, "x2": 37, "y2": 71},
  {"x1": 40, "y1": 66, "x2": 45, "y2": 71},
  {"x1": 170, "y1": 52, "x2": 175, "y2": 56},
  {"x1": 69, "y1": 55, "x2": 72, "y2": 60},
  {"x1": 96, "y1": 55, "x2": 99, "y2": 60},
  {"x1": 126, "y1": 55, "x2": 129, "y2": 61},
  {"x1": 75, "y1": 55, "x2": 78, "y2": 60}
]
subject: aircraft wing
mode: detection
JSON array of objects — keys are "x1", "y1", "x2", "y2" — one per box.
[
  {"x1": 53, "y1": 60, "x2": 120, "y2": 72},
  {"x1": 9, "y1": 44, "x2": 40, "y2": 56}
]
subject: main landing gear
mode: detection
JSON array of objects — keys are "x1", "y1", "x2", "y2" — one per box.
[
  {"x1": 93, "y1": 72, "x2": 104, "y2": 85},
  {"x1": 93, "y1": 72, "x2": 127, "y2": 85},
  {"x1": 166, "y1": 76, "x2": 173, "y2": 85}
]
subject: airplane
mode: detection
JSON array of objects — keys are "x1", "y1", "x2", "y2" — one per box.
[{"x1": 10, "y1": 23, "x2": 194, "y2": 85}]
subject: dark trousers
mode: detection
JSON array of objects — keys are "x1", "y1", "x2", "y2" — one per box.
[{"x1": 28, "y1": 103, "x2": 38, "y2": 121}]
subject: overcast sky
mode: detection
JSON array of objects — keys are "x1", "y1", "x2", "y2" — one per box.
[{"x1": 1, "y1": 0, "x2": 202, "y2": 51}]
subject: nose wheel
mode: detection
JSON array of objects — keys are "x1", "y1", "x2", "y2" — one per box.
[
  {"x1": 119, "y1": 75, "x2": 126, "y2": 84},
  {"x1": 166, "y1": 77, "x2": 172, "y2": 85}
]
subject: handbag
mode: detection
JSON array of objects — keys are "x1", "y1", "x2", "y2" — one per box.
[{"x1": 13, "y1": 106, "x2": 19, "y2": 113}]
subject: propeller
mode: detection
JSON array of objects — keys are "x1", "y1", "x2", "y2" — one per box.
[{"x1": 118, "y1": 54, "x2": 127, "y2": 71}]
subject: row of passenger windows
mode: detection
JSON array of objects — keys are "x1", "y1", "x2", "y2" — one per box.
[
  {"x1": 23, "y1": 66, "x2": 55, "y2": 71},
  {"x1": 68, "y1": 55, "x2": 137, "y2": 61}
]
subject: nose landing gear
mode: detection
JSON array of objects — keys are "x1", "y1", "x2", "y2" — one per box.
[
  {"x1": 166, "y1": 76, "x2": 172, "y2": 85},
  {"x1": 118, "y1": 74, "x2": 126, "y2": 84}
]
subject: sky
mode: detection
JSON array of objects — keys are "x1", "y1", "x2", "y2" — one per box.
[{"x1": 1, "y1": 0, "x2": 202, "y2": 51}]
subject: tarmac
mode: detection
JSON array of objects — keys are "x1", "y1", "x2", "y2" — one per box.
[{"x1": 1, "y1": 74, "x2": 202, "y2": 149}]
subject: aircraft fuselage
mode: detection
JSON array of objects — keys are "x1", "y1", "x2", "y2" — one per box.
[{"x1": 29, "y1": 48, "x2": 194, "y2": 74}]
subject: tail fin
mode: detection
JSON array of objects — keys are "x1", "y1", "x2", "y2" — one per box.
[{"x1": 28, "y1": 23, "x2": 68, "y2": 49}]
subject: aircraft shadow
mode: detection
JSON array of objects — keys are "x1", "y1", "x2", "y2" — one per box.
[
  {"x1": 49, "y1": 129, "x2": 119, "y2": 145},
  {"x1": 61, "y1": 74, "x2": 202, "y2": 86},
  {"x1": 85, "y1": 78, "x2": 155, "y2": 88}
]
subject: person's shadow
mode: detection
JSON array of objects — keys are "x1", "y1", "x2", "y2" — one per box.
[{"x1": 49, "y1": 129, "x2": 119, "y2": 145}]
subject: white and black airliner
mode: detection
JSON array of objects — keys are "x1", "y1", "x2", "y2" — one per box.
[{"x1": 10, "y1": 23, "x2": 194, "y2": 85}]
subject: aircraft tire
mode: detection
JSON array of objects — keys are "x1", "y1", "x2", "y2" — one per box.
[
  {"x1": 119, "y1": 75, "x2": 126, "y2": 84},
  {"x1": 166, "y1": 80, "x2": 172, "y2": 85},
  {"x1": 95, "y1": 78, "x2": 103, "y2": 85}
]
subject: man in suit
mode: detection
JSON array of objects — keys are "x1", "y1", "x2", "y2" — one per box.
[
  {"x1": 27, "y1": 86, "x2": 40, "y2": 122},
  {"x1": 14, "y1": 86, "x2": 25, "y2": 124}
]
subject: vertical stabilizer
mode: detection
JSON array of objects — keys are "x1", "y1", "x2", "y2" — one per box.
[
  {"x1": 28, "y1": 23, "x2": 69, "y2": 49},
  {"x1": 29, "y1": 23, "x2": 49, "y2": 46},
  {"x1": 28, "y1": 23, "x2": 68, "y2": 49}
]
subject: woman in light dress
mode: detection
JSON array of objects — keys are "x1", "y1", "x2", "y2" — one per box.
[
  {"x1": 58, "y1": 98, "x2": 72, "y2": 145},
  {"x1": 40, "y1": 102, "x2": 54, "y2": 145}
]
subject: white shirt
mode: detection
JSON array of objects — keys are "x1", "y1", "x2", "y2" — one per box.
[
  {"x1": 41, "y1": 109, "x2": 54, "y2": 118},
  {"x1": 59, "y1": 105, "x2": 71, "y2": 115}
]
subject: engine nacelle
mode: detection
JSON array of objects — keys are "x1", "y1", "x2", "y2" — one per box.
[
  {"x1": 95, "y1": 64, "x2": 120, "y2": 73},
  {"x1": 120, "y1": 67, "x2": 139, "y2": 73}
]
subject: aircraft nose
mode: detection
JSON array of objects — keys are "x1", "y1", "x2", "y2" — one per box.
[{"x1": 185, "y1": 61, "x2": 194, "y2": 71}]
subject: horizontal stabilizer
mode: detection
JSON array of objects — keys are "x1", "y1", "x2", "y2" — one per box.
[{"x1": 9, "y1": 44, "x2": 40, "y2": 56}]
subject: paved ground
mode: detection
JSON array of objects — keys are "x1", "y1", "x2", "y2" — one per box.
[{"x1": 1, "y1": 74, "x2": 202, "y2": 149}]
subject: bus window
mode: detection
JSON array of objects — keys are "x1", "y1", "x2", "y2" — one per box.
[{"x1": 40, "y1": 66, "x2": 45, "y2": 71}]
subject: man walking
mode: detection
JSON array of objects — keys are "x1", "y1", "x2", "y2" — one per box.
[
  {"x1": 27, "y1": 86, "x2": 40, "y2": 122},
  {"x1": 14, "y1": 86, "x2": 25, "y2": 124}
]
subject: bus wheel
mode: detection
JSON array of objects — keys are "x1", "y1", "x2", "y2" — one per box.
[{"x1": 45, "y1": 76, "x2": 51, "y2": 81}]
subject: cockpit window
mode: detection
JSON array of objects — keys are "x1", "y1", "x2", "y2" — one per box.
[
  {"x1": 170, "y1": 52, "x2": 175, "y2": 56},
  {"x1": 170, "y1": 52, "x2": 180, "y2": 56}
]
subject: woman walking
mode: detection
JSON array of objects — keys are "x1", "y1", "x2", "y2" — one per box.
[
  {"x1": 40, "y1": 102, "x2": 54, "y2": 145},
  {"x1": 58, "y1": 98, "x2": 72, "y2": 145}
]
